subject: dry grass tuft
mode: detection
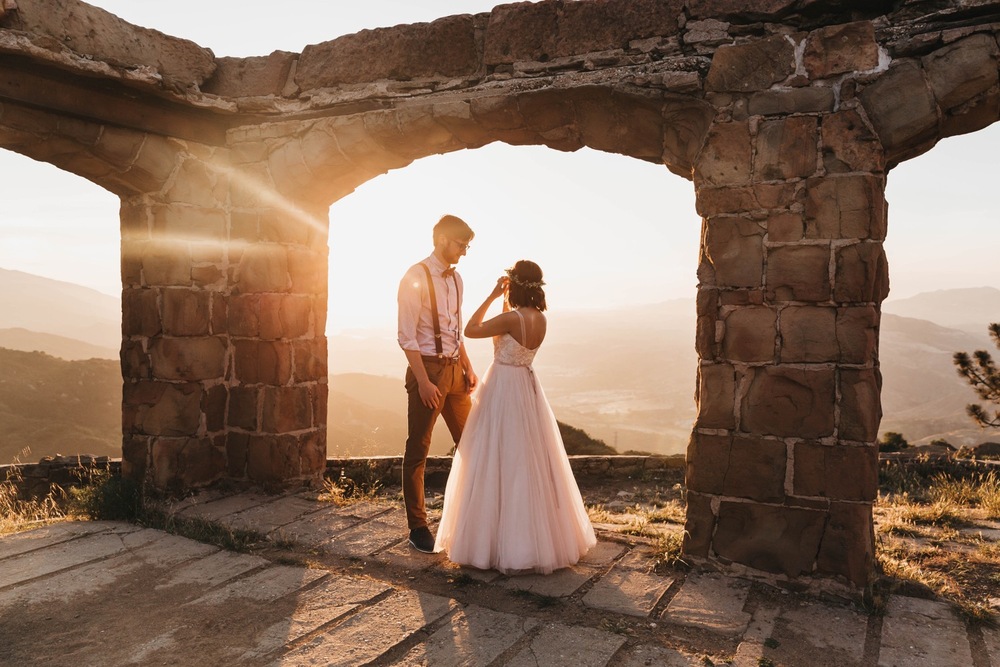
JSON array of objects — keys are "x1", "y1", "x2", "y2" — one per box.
[{"x1": 0, "y1": 461, "x2": 66, "y2": 536}]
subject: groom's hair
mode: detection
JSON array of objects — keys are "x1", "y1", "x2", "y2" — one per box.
[{"x1": 433, "y1": 214, "x2": 474, "y2": 242}]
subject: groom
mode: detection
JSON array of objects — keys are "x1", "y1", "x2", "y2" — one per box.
[{"x1": 397, "y1": 214, "x2": 478, "y2": 553}]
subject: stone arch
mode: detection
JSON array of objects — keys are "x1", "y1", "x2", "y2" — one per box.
[
  {"x1": 234, "y1": 87, "x2": 714, "y2": 209},
  {"x1": 3, "y1": 0, "x2": 1000, "y2": 589}
]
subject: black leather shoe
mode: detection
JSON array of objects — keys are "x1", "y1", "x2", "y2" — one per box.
[{"x1": 408, "y1": 527, "x2": 435, "y2": 553}]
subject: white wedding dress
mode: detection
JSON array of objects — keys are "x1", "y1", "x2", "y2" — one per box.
[{"x1": 435, "y1": 310, "x2": 596, "y2": 574}]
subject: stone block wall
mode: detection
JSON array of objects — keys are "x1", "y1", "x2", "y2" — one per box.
[
  {"x1": 685, "y1": 21, "x2": 889, "y2": 588},
  {"x1": 118, "y1": 144, "x2": 329, "y2": 491}
]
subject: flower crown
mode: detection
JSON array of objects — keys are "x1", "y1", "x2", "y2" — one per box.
[{"x1": 505, "y1": 267, "x2": 545, "y2": 289}]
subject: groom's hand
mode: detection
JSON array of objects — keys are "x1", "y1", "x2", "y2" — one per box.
[
  {"x1": 465, "y1": 371, "x2": 478, "y2": 394},
  {"x1": 418, "y1": 378, "x2": 442, "y2": 410}
]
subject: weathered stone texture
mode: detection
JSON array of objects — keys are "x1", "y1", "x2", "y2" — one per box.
[
  {"x1": 3, "y1": 0, "x2": 216, "y2": 86},
  {"x1": 484, "y1": 0, "x2": 682, "y2": 65},
  {"x1": 713, "y1": 502, "x2": 826, "y2": 577},
  {"x1": 701, "y1": 217, "x2": 764, "y2": 288},
  {"x1": 297, "y1": 15, "x2": 479, "y2": 89},
  {"x1": 261, "y1": 386, "x2": 313, "y2": 434},
  {"x1": 923, "y1": 33, "x2": 999, "y2": 113},
  {"x1": 779, "y1": 306, "x2": 838, "y2": 362},
  {"x1": 834, "y1": 242, "x2": 889, "y2": 303},
  {"x1": 149, "y1": 337, "x2": 227, "y2": 382},
  {"x1": 748, "y1": 86, "x2": 835, "y2": 116},
  {"x1": 203, "y1": 52, "x2": 297, "y2": 98},
  {"x1": 859, "y1": 61, "x2": 938, "y2": 164},
  {"x1": 687, "y1": 433, "x2": 786, "y2": 502},
  {"x1": 722, "y1": 306, "x2": 776, "y2": 362},
  {"x1": 803, "y1": 175, "x2": 886, "y2": 240},
  {"x1": 838, "y1": 368, "x2": 882, "y2": 442},
  {"x1": 124, "y1": 381, "x2": 203, "y2": 437},
  {"x1": 816, "y1": 501, "x2": 874, "y2": 586},
  {"x1": 682, "y1": 491, "x2": 716, "y2": 558},
  {"x1": 821, "y1": 108, "x2": 884, "y2": 174},
  {"x1": 793, "y1": 442, "x2": 877, "y2": 501},
  {"x1": 741, "y1": 367, "x2": 836, "y2": 438},
  {"x1": 235, "y1": 245, "x2": 291, "y2": 294},
  {"x1": 803, "y1": 22, "x2": 879, "y2": 79},
  {"x1": 754, "y1": 116, "x2": 818, "y2": 181},
  {"x1": 123, "y1": 288, "x2": 162, "y2": 337},
  {"x1": 836, "y1": 306, "x2": 879, "y2": 364},
  {"x1": 696, "y1": 363, "x2": 736, "y2": 429},
  {"x1": 706, "y1": 35, "x2": 796, "y2": 92},
  {"x1": 151, "y1": 436, "x2": 226, "y2": 489},
  {"x1": 233, "y1": 340, "x2": 293, "y2": 385},
  {"x1": 765, "y1": 245, "x2": 831, "y2": 302},
  {"x1": 161, "y1": 289, "x2": 211, "y2": 337},
  {"x1": 694, "y1": 121, "x2": 752, "y2": 186}
]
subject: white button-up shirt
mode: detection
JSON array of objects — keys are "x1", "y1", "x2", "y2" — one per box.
[{"x1": 397, "y1": 253, "x2": 463, "y2": 358}]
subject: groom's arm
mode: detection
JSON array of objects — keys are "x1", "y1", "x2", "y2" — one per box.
[{"x1": 398, "y1": 268, "x2": 442, "y2": 409}]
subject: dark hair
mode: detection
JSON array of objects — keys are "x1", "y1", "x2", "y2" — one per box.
[
  {"x1": 506, "y1": 260, "x2": 547, "y2": 311},
  {"x1": 433, "y1": 214, "x2": 474, "y2": 242}
]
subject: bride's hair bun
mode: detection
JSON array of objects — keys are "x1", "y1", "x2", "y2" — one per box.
[{"x1": 506, "y1": 260, "x2": 547, "y2": 311}]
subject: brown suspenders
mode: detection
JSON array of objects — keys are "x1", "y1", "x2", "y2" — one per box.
[{"x1": 420, "y1": 263, "x2": 461, "y2": 358}]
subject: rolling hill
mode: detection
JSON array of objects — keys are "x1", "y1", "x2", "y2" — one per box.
[{"x1": 0, "y1": 347, "x2": 121, "y2": 463}]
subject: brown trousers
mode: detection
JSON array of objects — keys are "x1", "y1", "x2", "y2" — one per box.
[{"x1": 403, "y1": 358, "x2": 471, "y2": 530}]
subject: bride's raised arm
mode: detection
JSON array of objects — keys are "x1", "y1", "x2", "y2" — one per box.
[{"x1": 464, "y1": 277, "x2": 516, "y2": 339}]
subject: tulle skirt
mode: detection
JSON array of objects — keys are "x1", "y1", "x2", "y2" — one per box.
[{"x1": 435, "y1": 361, "x2": 596, "y2": 574}]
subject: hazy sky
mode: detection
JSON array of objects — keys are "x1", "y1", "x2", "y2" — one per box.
[{"x1": 0, "y1": 1, "x2": 996, "y2": 334}]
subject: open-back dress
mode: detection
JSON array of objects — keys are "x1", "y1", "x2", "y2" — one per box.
[{"x1": 435, "y1": 309, "x2": 596, "y2": 574}]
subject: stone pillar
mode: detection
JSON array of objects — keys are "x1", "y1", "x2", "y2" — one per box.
[
  {"x1": 120, "y1": 142, "x2": 328, "y2": 490},
  {"x1": 684, "y1": 25, "x2": 888, "y2": 587}
]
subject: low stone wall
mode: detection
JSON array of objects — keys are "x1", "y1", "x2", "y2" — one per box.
[
  {"x1": 1, "y1": 455, "x2": 121, "y2": 499},
  {"x1": 326, "y1": 455, "x2": 686, "y2": 491},
  {"x1": 2, "y1": 454, "x2": 685, "y2": 498}
]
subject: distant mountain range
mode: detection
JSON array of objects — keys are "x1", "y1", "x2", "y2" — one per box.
[
  {"x1": 1, "y1": 268, "x2": 998, "y2": 462},
  {"x1": 0, "y1": 268, "x2": 120, "y2": 350}
]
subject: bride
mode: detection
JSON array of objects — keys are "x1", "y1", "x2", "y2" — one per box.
[{"x1": 434, "y1": 260, "x2": 596, "y2": 574}]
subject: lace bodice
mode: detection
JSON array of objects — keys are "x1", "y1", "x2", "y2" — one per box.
[
  {"x1": 493, "y1": 309, "x2": 539, "y2": 367},
  {"x1": 493, "y1": 333, "x2": 538, "y2": 367}
]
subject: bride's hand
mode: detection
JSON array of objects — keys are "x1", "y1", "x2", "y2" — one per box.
[{"x1": 490, "y1": 276, "x2": 508, "y2": 299}]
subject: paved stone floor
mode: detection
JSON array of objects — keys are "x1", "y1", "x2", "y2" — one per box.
[{"x1": 1, "y1": 489, "x2": 998, "y2": 666}]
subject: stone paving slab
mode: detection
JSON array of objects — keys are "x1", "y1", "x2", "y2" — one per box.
[
  {"x1": 321, "y1": 507, "x2": 409, "y2": 557},
  {"x1": 373, "y1": 537, "x2": 449, "y2": 571},
  {"x1": 615, "y1": 644, "x2": 706, "y2": 666},
  {"x1": 505, "y1": 622, "x2": 626, "y2": 667},
  {"x1": 583, "y1": 568, "x2": 674, "y2": 617},
  {"x1": 731, "y1": 601, "x2": 779, "y2": 667},
  {"x1": 177, "y1": 492, "x2": 276, "y2": 521},
  {"x1": 500, "y1": 564, "x2": 597, "y2": 598},
  {"x1": 274, "y1": 589, "x2": 455, "y2": 667},
  {"x1": 765, "y1": 598, "x2": 869, "y2": 667},
  {"x1": 223, "y1": 495, "x2": 329, "y2": 533},
  {"x1": 0, "y1": 520, "x2": 119, "y2": 560},
  {"x1": 578, "y1": 540, "x2": 627, "y2": 567},
  {"x1": 661, "y1": 573, "x2": 751, "y2": 637},
  {"x1": 0, "y1": 531, "x2": 213, "y2": 609},
  {"x1": 878, "y1": 596, "x2": 973, "y2": 667},
  {"x1": 276, "y1": 506, "x2": 361, "y2": 547},
  {"x1": 158, "y1": 548, "x2": 269, "y2": 590},
  {"x1": 240, "y1": 574, "x2": 393, "y2": 661},
  {"x1": 391, "y1": 603, "x2": 537, "y2": 666},
  {"x1": 331, "y1": 498, "x2": 396, "y2": 520},
  {"x1": 189, "y1": 564, "x2": 327, "y2": 605},
  {"x1": 0, "y1": 526, "x2": 159, "y2": 589}
]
